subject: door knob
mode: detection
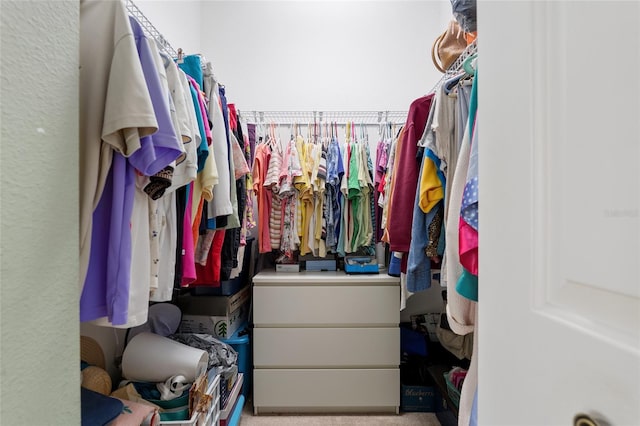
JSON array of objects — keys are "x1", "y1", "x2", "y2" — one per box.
[{"x1": 573, "y1": 413, "x2": 610, "y2": 426}]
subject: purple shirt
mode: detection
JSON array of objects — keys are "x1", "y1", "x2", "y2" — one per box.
[
  {"x1": 81, "y1": 153, "x2": 135, "y2": 325},
  {"x1": 128, "y1": 17, "x2": 182, "y2": 176},
  {"x1": 80, "y1": 17, "x2": 182, "y2": 325}
]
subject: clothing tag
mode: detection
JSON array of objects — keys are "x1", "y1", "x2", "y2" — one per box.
[{"x1": 182, "y1": 249, "x2": 186, "y2": 256}]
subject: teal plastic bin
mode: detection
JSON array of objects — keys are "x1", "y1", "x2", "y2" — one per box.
[{"x1": 220, "y1": 328, "x2": 251, "y2": 398}]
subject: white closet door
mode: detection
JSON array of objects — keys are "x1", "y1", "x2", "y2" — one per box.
[{"x1": 479, "y1": 1, "x2": 640, "y2": 425}]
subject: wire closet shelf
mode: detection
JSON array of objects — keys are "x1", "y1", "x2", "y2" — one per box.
[
  {"x1": 240, "y1": 110, "x2": 407, "y2": 125},
  {"x1": 429, "y1": 39, "x2": 477, "y2": 93},
  {"x1": 126, "y1": 0, "x2": 178, "y2": 59}
]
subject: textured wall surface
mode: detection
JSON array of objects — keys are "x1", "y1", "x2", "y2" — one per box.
[{"x1": 0, "y1": 1, "x2": 80, "y2": 424}]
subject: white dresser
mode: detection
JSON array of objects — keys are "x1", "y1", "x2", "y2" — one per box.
[{"x1": 252, "y1": 270, "x2": 400, "y2": 414}]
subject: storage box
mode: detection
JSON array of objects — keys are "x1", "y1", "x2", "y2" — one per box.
[
  {"x1": 344, "y1": 255, "x2": 379, "y2": 274},
  {"x1": 179, "y1": 307, "x2": 248, "y2": 339},
  {"x1": 159, "y1": 409, "x2": 200, "y2": 426},
  {"x1": 178, "y1": 286, "x2": 250, "y2": 338},
  {"x1": 180, "y1": 305, "x2": 248, "y2": 339},
  {"x1": 160, "y1": 374, "x2": 220, "y2": 425},
  {"x1": 401, "y1": 384, "x2": 445, "y2": 412},
  {"x1": 192, "y1": 276, "x2": 245, "y2": 297},
  {"x1": 276, "y1": 263, "x2": 300, "y2": 272},
  {"x1": 410, "y1": 312, "x2": 441, "y2": 343},
  {"x1": 224, "y1": 394, "x2": 245, "y2": 426},
  {"x1": 219, "y1": 373, "x2": 243, "y2": 426},
  {"x1": 401, "y1": 324, "x2": 429, "y2": 357},
  {"x1": 305, "y1": 259, "x2": 337, "y2": 271},
  {"x1": 220, "y1": 328, "x2": 250, "y2": 398},
  {"x1": 444, "y1": 372, "x2": 461, "y2": 409},
  {"x1": 179, "y1": 285, "x2": 250, "y2": 317}
]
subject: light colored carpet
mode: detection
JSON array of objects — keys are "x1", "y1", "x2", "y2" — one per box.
[{"x1": 239, "y1": 401, "x2": 441, "y2": 426}]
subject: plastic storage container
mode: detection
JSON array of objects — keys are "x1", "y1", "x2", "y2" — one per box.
[
  {"x1": 443, "y1": 373, "x2": 461, "y2": 409},
  {"x1": 226, "y1": 395, "x2": 245, "y2": 426},
  {"x1": 160, "y1": 374, "x2": 221, "y2": 426},
  {"x1": 219, "y1": 374, "x2": 243, "y2": 426},
  {"x1": 219, "y1": 328, "x2": 250, "y2": 398}
]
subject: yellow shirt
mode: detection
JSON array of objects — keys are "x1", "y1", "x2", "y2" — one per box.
[
  {"x1": 294, "y1": 136, "x2": 313, "y2": 255},
  {"x1": 418, "y1": 154, "x2": 444, "y2": 213}
]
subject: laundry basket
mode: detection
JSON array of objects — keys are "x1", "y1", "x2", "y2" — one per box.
[{"x1": 443, "y1": 373, "x2": 461, "y2": 410}]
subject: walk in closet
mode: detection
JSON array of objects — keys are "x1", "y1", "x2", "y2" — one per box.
[{"x1": 2, "y1": 1, "x2": 638, "y2": 426}]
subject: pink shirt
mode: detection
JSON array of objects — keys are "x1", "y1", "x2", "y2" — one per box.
[{"x1": 181, "y1": 184, "x2": 197, "y2": 285}]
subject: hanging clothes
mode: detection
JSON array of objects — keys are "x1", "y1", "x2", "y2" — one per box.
[
  {"x1": 279, "y1": 135, "x2": 303, "y2": 256},
  {"x1": 457, "y1": 74, "x2": 480, "y2": 302},
  {"x1": 324, "y1": 136, "x2": 344, "y2": 253},
  {"x1": 294, "y1": 135, "x2": 313, "y2": 256},
  {"x1": 381, "y1": 126, "x2": 405, "y2": 244},
  {"x1": 79, "y1": 0, "x2": 157, "y2": 299},
  {"x1": 265, "y1": 137, "x2": 284, "y2": 250},
  {"x1": 203, "y1": 72, "x2": 233, "y2": 219},
  {"x1": 387, "y1": 94, "x2": 434, "y2": 255},
  {"x1": 252, "y1": 143, "x2": 272, "y2": 253},
  {"x1": 80, "y1": 10, "x2": 183, "y2": 327},
  {"x1": 220, "y1": 101, "x2": 247, "y2": 280}
]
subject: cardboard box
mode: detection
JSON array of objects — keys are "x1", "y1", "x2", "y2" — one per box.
[
  {"x1": 178, "y1": 287, "x2": 250, "y2": 338},
  {"x1": 179, "y1": 305, "x2": 248, "y2": 339},
  {"x1": 179, "y1": 285, "x2": 249, "y2": 316},
  {"x1": 401, "y1": 384, "x2": 446, "y2": 412}
]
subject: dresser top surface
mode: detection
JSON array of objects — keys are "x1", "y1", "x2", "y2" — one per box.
[{"x1": 252, "y1": 270, "x2": 400, "y2": 285}]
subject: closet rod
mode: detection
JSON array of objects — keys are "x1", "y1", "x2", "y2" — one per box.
[
  {"x1": 126, "y1": 0, "x2": 178, "y2": 59},
  {"x1": 240, "y1": 110, "x2": 407, "y2": 125},
  {"x1": 429, "y1": 38, "x2": 478, "y2": 94}
]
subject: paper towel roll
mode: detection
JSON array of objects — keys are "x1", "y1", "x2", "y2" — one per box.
[{"x1": 122, "y1": 332, "x2": 208, "y2": 382}]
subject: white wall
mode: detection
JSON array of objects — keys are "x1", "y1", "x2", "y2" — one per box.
[
  {"x1": 200, "y1": 0, "x2": 451, "y2": 111},
  {"x1": 0, "y1": 1, "x2": 79, "y2": 424},
  {"x1": 135, "y1": 1, "x2": 452, "y2": 111},
  {"x1": 135, "y1": 0, "x2": 203, "y2": 54}
]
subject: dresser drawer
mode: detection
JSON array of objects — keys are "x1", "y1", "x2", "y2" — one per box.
[
  {"x1": 252, "y1": 271, "x2": 400, "y2": 286},
  {"x1": 253, "y1": 368, "x2": 399, "y2": 413},
  {"x1": 253, "y1": 285, "x2": 399, "y2": 326},
  {"x1": 254, "y1": 328, "x2": 399, "y2": 368}
]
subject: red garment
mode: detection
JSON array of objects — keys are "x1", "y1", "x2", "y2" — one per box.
[
  {"x1": 388, "y1": 94, "x2": 434, "y2": 253},
  {"x1": 192, "y1": 229, "x2": 226, "y2": 286},
  {"x1": 252, "y1": 144, "x2": 272, "y2": 253},
  {"x1": 228, "y1": 103, "x2": 238, "y2": 132}
]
